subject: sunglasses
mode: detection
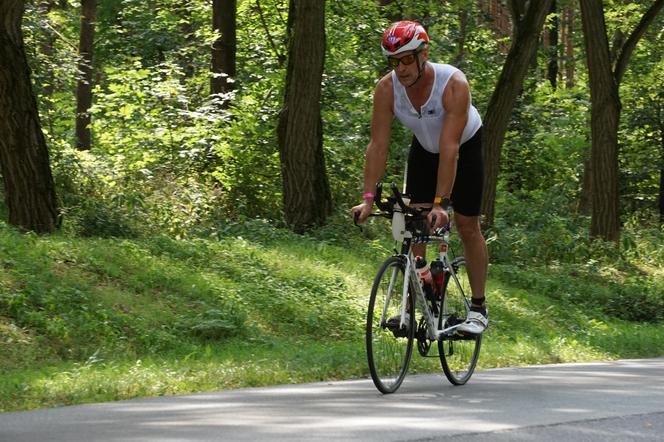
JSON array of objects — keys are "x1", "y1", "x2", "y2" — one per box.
[{"x1": 387, "y1": 51, "x2": 420, "y2": 68}]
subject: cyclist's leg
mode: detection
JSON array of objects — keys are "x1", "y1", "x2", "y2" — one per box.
[
  {"x1": 451, "y1": 128, "x2": 488, "y2": 333},
  {"x1": 455, "y1": 213, "x2": 487, "y2": 305},
  {"x1": 450, "y1": 127, "x2": 486, "y2": 305}
]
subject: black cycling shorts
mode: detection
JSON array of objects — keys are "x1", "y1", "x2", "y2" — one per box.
[{"x1": 405, "y1": 127, "x2": 483, "y2": 216}]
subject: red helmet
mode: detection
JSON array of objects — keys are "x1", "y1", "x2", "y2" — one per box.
[{"x1": 381, "y1": 21, "x2": 429, "y2": 57}]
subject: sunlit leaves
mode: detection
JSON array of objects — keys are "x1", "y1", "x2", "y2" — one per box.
[{"x1": 18, "y1": 0, "x2": 664, "y2": 233}]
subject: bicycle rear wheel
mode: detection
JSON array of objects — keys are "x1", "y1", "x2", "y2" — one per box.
[
  {"x1": 366, "y1": 256, "x2": 414, "y2": 394},
  {"x1": 437, "y1": 257, "x2": 482, "y2": 385}
]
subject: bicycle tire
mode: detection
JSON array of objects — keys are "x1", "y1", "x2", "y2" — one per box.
[
  {"x1": 366, "y1": 256, "x2": 415, "y2": 394},
  {"x1": 437, "y1": 257, "x2": 482, "y2": 385}
]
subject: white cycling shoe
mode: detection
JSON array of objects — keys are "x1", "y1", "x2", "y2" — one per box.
[{"x1": 457, "y1": 309, "x2": 489, "y2": 335}]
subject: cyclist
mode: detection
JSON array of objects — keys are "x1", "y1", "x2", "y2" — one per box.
[{"x1": 351, "y1": 21, "x2": 488, "y2": 334}]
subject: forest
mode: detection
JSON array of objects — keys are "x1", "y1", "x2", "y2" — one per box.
[{"x1": 0, "y1": 0, "x2": 663, "y2": 411}]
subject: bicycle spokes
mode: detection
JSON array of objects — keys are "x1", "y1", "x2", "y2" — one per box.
[{"x1": 366, "y1": 257, "x2": 414, "y2": 394}]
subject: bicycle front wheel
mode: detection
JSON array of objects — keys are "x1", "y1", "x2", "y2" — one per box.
[
  {"x1": 437, "y1": 257, "x2": 482, "y2": 385},
  {"x1": 366, "y1": 256, "x2": 414, "y2": 394}
]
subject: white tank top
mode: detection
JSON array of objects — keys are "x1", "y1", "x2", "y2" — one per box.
[{"x1": 391, "y1": 63, "x2": 482, "y2": 153}]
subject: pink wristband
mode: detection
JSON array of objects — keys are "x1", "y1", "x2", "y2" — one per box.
[{"x1": 363, "y1": 192, "x2": 374, "y2": 201}]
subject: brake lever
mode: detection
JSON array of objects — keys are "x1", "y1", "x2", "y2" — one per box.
[{"x1": 353, "y1": 211, "x2": 363, "y2": 232}]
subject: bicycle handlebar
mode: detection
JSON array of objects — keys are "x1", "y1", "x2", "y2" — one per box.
[
  {"x1": 369, "y1": 182, "x2": 452, "y2": 234},
  {"x1": 374, "y1": 182, "x2": 418, "y2": 215}
]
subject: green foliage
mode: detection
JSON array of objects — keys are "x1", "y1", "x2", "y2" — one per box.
[
  {"x1": 50, "y1": 147, "x2": 141, "y2": 237},
  {"x1": 489, "y1": 190, "x2": 664, "y2": 322},
  {"x1": 0, "y1": 220, "x2": 374, "y2": 365},
  {"x1": 20, "y1": 0, "x2": 512, "y2": 233},
  {"x1": 16, "y1": 0, "x2": 661, "y2": 236},
  {"x1": 502, "y1": 84, "x2": 590, "y2": 198},
  {"x1": 323, "y1": 1, "x2": 388, "y2": 205},
  {"x1": 620, "y1": 26, "x2": 663, "y2": 218},
  {"x1": 1, "y1": 216, "x2": 664, "y2": 411},
  {"x1": 90, "y1": 60, "x2": 223, "y2": 172},
  {"x1": 187, "y1": 308, "x2": 247, "y2": 340}
]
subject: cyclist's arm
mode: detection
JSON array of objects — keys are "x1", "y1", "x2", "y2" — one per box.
[
  {"x1": 363, "y1": 75, "x2": 394, "y2": 196},
  {"x1": 437, "y1": 73, "x2": 469, "y2": 197}
]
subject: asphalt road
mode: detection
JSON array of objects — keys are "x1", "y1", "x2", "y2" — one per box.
[{"x1": 1, "y1": 358, "x2": 663, "y2": 441}]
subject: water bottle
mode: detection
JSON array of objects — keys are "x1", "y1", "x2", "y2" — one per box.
[
  {"x1": 391, "y1": 207, "x2": 406, "y2": 242},
  {"x1": 415, "y1": 256, "x2": 434, "y2": 301},
  {"x1": 430, "y1": 259, "x2": 444, "y2": 298}
]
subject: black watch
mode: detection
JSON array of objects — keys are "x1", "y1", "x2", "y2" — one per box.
[{"x1": 434, "y1": 195, "x2": 451, "y2": 210}]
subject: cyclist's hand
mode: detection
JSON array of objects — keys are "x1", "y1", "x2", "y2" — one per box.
[
  {"x1": 351, "y1": 202, "x2": 372, "y2": 224},
  {"x1": 428, "y1": 204, "x2": 449, "y2": 230}
]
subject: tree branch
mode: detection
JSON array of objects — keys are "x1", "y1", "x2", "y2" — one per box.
[
  {"x1": 255, "y1": 0, "x2": 285, "y2": 66},
  {"x1": 614, "y1": 0, "x2": 664, "y2": 84},
  {"x1": 44, "y1": 22, "x2": 78, "y2": 51},
  {"x1": 609, "y1": 29, "x2": 624, "y2": 65}
]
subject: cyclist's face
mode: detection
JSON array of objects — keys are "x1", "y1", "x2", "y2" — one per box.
[{"x1": 390, "y1": 48, "x2": 427, "y2": 84}]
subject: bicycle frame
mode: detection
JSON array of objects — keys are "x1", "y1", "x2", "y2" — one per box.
[
  {"x1": 366, "y1": 182, "x2": 482, "y2": 391},
  {"x1": 368, "y1": 182, "x2": 472, "y2": 340},
  {"x1": 388, "y1": 221, "x2": 471, "y2": 341}
]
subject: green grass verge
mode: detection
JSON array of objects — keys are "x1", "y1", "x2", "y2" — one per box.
[{"x1": 1, "y1": 219, "x2": 663, "y2": 412}]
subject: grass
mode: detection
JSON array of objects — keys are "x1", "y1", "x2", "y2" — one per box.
[{"x1": 1, "y1": 215, "x2": 663, "y2": 412}]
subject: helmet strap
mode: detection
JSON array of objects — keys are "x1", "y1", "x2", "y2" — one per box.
[{"x1": 407, "y1": 53, "x2": 426, "y2": 88}]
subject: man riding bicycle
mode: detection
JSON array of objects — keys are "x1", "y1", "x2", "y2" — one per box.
[{"x1": 351, "y1": 21, "x2": 488, "y2": 334}]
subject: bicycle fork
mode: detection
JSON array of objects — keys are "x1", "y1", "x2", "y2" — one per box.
[
  {"x1": 436, "y1": 263, "x2": 471, "y2": 338},
  {"x1": 379, "y1": 255, "x2": 415, "y2": 332},
  {"x1": 406, "y1": 254, "x2": 440, "y2": 339}
]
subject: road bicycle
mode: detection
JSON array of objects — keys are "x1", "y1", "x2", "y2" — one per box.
[{"x1": 363, "y1": 182, "x2": 482, "y2": 393}]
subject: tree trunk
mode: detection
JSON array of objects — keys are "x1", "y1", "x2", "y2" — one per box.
[
  {"x1": 37, "y1": 0, "x2": 58, "y2": 136},
  {"x1": 40, "y1": 0, "x2": 57, "y2": 98},
  {"x1": 579, "y1": 0, "x2": 620, "y2": 241},
  {"x1": 0, "y1": 0, "x2": 59, "y2": 233},
  {"x1": 579, "y1": 0, "x2": 664, "y2": 241},
  {"x1": 211, "y1": 0, "x2": 237, "y2": 99},
  {"x1": 546, "y1": 0, "x2": 558, "y2": 89},
  {"x1": 482, "y1": 0, "x2": 511, "y2": 41},
  {"x1": 564, "y1": 2, "x2": 575, "y2": 88},
  {"x1": 75, "y1": 0, "x2": 96, "y2": 151},
  {"x1": 454, "y1": 7, "x2": 469, "y2": 66},
  {"x1": 277, "y1": 0, "x2": 331, "y2": 233},
  {"x1": 658, "y1": 127, "x2": 664, "y2": 225},
  {"x1": 480, "y1": 0, "x2": 554, "y2": 227},
  {"x1": 578, "y1": 147, "x2": 592, "y2": 215},
  {"x1": 179, "y1": 1, "x2": 195, "y2": 79}
]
